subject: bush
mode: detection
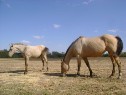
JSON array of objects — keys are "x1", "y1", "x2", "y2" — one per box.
[{"x1": 47, "y1": 51, "x2": 65, "y2": 58}]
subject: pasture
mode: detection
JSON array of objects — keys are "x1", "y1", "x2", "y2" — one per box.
[{"x1": 0, "y1": 57, "x2": 126, "y2": 95}]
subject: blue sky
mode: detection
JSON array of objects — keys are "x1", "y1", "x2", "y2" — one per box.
[{"x1": 0, "y1": 0, "x2": 126, "y2": 52}]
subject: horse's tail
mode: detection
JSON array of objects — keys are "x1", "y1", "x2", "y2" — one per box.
[
  {"x1": 42, "y1": 47, "x2": 49, "y2": 55},
  {"x1": 44, "y1": 47, "x2": 49, "y2": 53},
  {"x1": 115, "y1": 36, "x2": 123, "y2": 55}
]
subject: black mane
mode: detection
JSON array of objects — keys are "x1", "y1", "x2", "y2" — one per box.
[{"x1": 63, "y1": 36, "x2": 83, "y2": 61}]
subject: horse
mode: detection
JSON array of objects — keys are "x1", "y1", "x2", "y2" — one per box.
[
  {"x1": 9, "y1": 43, "x2": 49, "y2": 74},
  {"x1": 61, "y1": 34, "x2": 123, "y2": 79}
]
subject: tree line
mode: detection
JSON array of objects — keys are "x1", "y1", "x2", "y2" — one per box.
[
  {"x1": 0, "y1": 49, "x2": 65, "y2": 58},
  {"x1": 0, "y1": 49, "x2": 126, "y2": 58}
]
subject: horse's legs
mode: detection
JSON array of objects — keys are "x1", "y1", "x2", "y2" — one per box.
[
  {"x1": 109, "y1": 56, "x2": 116, "y2": 77},
  {"x1": 41, "y1": 56, "x2": 45, "y2": 70},
  {"x1": 24, "y1": 57, "x2": 29, "y2": 74},
  {"x1": 43, "y1": 55, "x2": 48, "y2": 71},
  {"x1": 113, "y1": 56, "x2": 122, "y2": 79},
  {"x1": 76, "y1": 55, "x2": 81, "y2": 76},
  {"x1": 83, "y1": 58, "x2": 94, "y2": 77}
]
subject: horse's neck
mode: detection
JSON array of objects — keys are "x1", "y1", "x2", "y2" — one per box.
[
  {"x1": 16, "y1": 45, "x2": 26, "y2": 53},
  {"x1": 63, "y1": 50, "x2": 72, "y2": 65}
]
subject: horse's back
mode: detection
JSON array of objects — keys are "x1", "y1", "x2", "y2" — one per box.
[
  {"x1": 26, "y1": 45, "x2": 45, "y2": 50},
  {"x1": 25, "y1": 45, "x2": 45, "y2": 57},
  {"x1": 81, "y1": 34, "x2": 118, "y2": 56},
  {"x1": 81, "y1": 37, "x2": 106, "y2": 57},
  {"x1": 71, "y1": 36, "x2": 105, "y2": 57}
]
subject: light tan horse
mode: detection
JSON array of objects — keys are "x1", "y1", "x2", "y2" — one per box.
[
  {"x1": 61, "y1": 34, "x2": 123, "y2": 79},
  {"x1": 9, "y1": 43, "x2": 49, "y2": 74}
]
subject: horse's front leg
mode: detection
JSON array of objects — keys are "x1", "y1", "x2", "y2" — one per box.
[
  {"x1": 76, "y1": 55, "x2": 81, "y2": 76},
  {"x1": 83, "y1": 58, "x2": 95, "y2": 77},
  {"x1": 24, "y1": 57, "x2": 29, "y2": 74}
]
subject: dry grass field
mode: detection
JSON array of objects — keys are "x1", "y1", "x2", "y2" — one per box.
[{"x1": 0, "y1": 57, "x2": 126, "y2": 95}]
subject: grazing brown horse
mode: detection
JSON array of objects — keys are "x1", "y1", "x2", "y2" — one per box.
[
  {"x1": 9, "y1": 43, "x2": 49, "y2": 74},
  {"x1": 61, "y1": 34, "x2": 123, "y2": 79}
]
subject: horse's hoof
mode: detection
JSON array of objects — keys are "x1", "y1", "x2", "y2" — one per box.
[
  {"x1": 90, "y1": 75, "x2": 93, "y2": 78},
  {"x1": 76, "y1": 75, "x2": 80, "y2": 77},
  {"x1": 46, "y1": 68, "x2": 49, "y2": 72},
  {"x1": 109, "y1": 75, "x2": 113, "y2": 78},
  {"x1": 76, "y1": 73, "x2": 80, "y2": 77},
  {"x1": 117, "y1": 76, "x2": 121, "y2": 79},
  {"x1": 90, "y1": 72, "x2": 97, "y2": 77},
  {"x1": 109, "y1": 75, "x2": 112, "y2": 78},
  {"x1": 62, "y1": 74, "x2": 66, "y2": 77},
  {"x1": 109, "y1": 74, "x2": 115, "y2": 78},
  {"x1": 24, "y1": 72, "x2": 27, "y2": 75},
  {"x1": 40, "y1": 70, "x2": 43, "y2": 72}
]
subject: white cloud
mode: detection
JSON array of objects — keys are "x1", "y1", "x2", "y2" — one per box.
[
  {"x1": 53, "y1": 24, "x2": 61, "y2": 29},
  {"x1": 21, "y1": 40, "x2": 31, "y2": 44},
  {"x1": 108, "y1": 29, "x2": 119, "y2": 33},
  {"x1": 83, "y1": 0, "x2": 94, "y2": 5},
  {"x1": 33, "y1": 36, "x2": 43, "y2": 39}
]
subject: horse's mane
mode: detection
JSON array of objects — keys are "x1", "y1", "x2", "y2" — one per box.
[
  {"x1": 11, "y1": 43, "x2": 27, "y2": 46},
  {"x1": 63, "y1": 36, "x2": 83, "y2": 61}
]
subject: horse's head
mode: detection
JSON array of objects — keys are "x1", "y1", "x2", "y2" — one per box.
[
  {"x1": 61, "y1": 60, "x2": 69, "y2": 76},
  {"x1": 8, "y1": 44, "x2": 19, "y2": 57}
]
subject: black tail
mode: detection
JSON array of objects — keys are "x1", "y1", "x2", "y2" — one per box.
[
  {"x1": 115, "y1": 36, "x2": 123, "y2": 55},
  {"x1": 44, "y1": 47, "x2": 49, "y2": 53}
]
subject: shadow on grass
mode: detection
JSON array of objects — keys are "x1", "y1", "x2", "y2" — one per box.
[
  {"x1": 0, "y1": 70, "x2": 25, "y2": 74},
  {"x1": 43, "y1": 72, "x2": 99, "y2": 78},
  {"x1": 44, "y1": 72, "x2": 62, "y2": 77}
]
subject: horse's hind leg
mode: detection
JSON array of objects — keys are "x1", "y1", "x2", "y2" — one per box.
[
  {"x1": 83, "y1": 58, "x2": 95, "y2": 77},
  {"x1": 43, "y1": 55, "x2": 48, "y2": 71},
  {"x1": 109, "y1": 56, "x2": 116, "y2": 78},
  {"x1": 24, "y1": 57, "x2": 29, "y2": 74},
  {"x1": 76, "y1": 55, "x2": 81, "y2": 76},
  {"x1": 114, "y1": 56, "x2": 122, "y2": 79},
  {"x1": 41, "y1": 57, "x2": 45, "y2": 71}
]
